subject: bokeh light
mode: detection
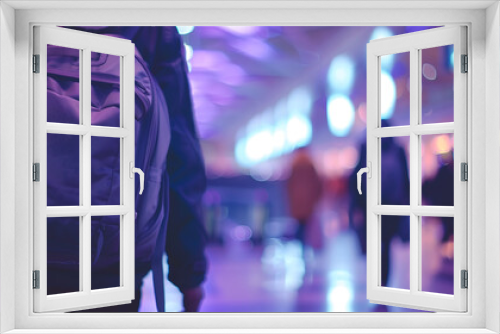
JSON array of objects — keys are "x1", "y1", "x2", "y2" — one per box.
[
  {"x1": 327, "y1": 55, "x2": 356, "y2": 95},
  {"x1": 370, "y1": 27, "x2": 395, "y2": 71},
  {"x1": 433, "y1": 134, "x2": 453, "y2": 154},
  {"x1": 245, "y1": 129, "x2": 274, "y2": 163},
  {"x1": 422, "y1": 63, "x2": 437, "y2": 81},
  {"x1": 221, "y1": 26, "x2": 261, "y2": 36},
  {"x1": 184, "y1": 43, "x2": 194, "y2": 61},
  {"x1": 286, "y1": 115, "x2": 312, "y2": 149},
  {"x1": 327, "y1": 95, "x2": 355, "y2": 137},
  {"x1": 235, "y1": 87, "x2": 312, "y2": 167},
  {"x1": 288, "y1": 87, "x2": 313, "y2": 115},
  {"x1": 380, "y1": 71, "x2": 396, "y2": 119},
  {"x1": 370, "y1": 26, "x2": 393, "y2": 41},
  {"x1": 177, "y1": 26, "x2": 195, "y2": 35}
]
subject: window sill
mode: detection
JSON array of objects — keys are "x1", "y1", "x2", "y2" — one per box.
[{"x1": 4, "y1": 329, "x2": 498, "y2": 334}]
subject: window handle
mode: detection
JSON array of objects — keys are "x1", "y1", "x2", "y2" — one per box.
[
  {"x1": 357, "y1": 162, "x2": 371, "y2": 195},
  {"x1": 129, "y1": 162, "x2": 145, "y2": 195}
]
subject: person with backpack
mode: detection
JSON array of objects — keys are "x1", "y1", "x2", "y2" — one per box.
[{"x1": 46, "y1": 26, "x2": 208, "y2": 312}]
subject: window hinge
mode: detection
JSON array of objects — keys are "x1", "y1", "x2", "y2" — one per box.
[
  {"x1": 33, "y1": 54, "x2": 40, "y2": 73},
  {"x1": 461, "y1": 270, "x2": 468, "y2": 289},
  {"x1": 461, "y1": 54, "x2": 468, "y2": 73},
  {"x1": 33, "y1": 163, "x2": 40, "y2": 182},
  {"x1": 461, "y1": 162, "x2": 468, "y2": 181},
  {"x1": 33, "y1": 270, "x2": 40, "y2": 289}
]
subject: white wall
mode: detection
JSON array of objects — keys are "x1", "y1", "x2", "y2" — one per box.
[
  {"x1": 4, "y1": 4, "x2": 497, "y2": 332},
  {"x1": 0, "y1": 2, "x2": 16, "y2": 333},
  {"x1": 485, "y1": 2, "x2": 500, "y2": 333}
]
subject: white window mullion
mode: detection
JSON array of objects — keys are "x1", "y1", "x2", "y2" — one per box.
[
  {"x1": 413, "y1": 123, "x2": 454, "y2": 135},
  {"x1": 90, "y1": 126, "x2": 130, "y2": 138},
  {"x1": 91, "y1": 205, "x2": 129, "y2": 216},
  {"x1": 81, "y1": 215, "x2": 91, "y2": 294},
  {"x1": 122, "y1": 49, "x2": 135, "y2": 295},
  {"x1": 373, "y1": 205, "x2": 455, "y2": 217},
  {"x1": 46, "y1": 123, "x2": 130, "y2": 138},
  {"x1": 412, "y1": 206, "x2": 454, "y2": 217},
  {"x1": 119, "y1": 55, "x2": 124, "y2": 287},
  {"x1": 374, "y1": 124, "x2": 454, "y2": 138},
  {"x1": 372, "y1": 205, "x2": 411, "y2": 216},
  {"x1": 46, "y1": 206, "x2": 128, "y2": 217},
  {"x1": 78, "y1": 48, "x2": 84, "y2": 293},
  {"x1": 373, "y1": 126, "x2": 411, "y2": 138},
  {"x1": 409, "y1": 47, "x2": 420, "y2": 295},
  {"x1": 81, "y1": 48, "x2": 92, "y2": 295},
  {"x1": 82, "y1": 48, "x2": 91, "y2": 206}
]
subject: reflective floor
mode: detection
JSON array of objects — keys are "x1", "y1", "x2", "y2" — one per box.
[{"x1": 138, "y1": 222, "x2": 453, "y2": 312}]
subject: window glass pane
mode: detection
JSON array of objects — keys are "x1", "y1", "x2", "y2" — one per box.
[
  {"x1": 91, "y1": 52, "x2": 121, "y2": 128},
  {"x1": 91, "y1": 136, "x2": 121, "y2": 206},
  {"x1": 47, "y1": 45, "x2": 80, "y2": 124},
  {"x1": 421, "y1": 216, "x2": 454, "y2": 294},
  {"x1": 91, "y1": 215, "x2": 121, "y2": 290},
  {"x1": 381, "y1": 136, "x2": 410, "y2": 205},
  {"x1": 47, "y1": 134, "x2": 80, "y2": 206},
  {"x1": 422, "y1": 134, "x2": 454, "y2": 206},
  {"x1": 421, "y1": 45, "x2": 454, "y2": 124},
  {"x1": 380, "y1": 215, "x2": 410, "y2": 290},
  {"x1": 47, "y1": 217, "x2": 80, "y2": 295},
  {"x1": 381, "y1": 52, "x2": 409, "y2": 127}
]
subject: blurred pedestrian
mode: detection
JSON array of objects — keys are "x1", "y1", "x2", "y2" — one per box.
[
  {"x1": 422, "y1": 154, "x2": 454, "y2": 243},
  {"x1": 349, "y1": 120, "x2": 410, "y2": 288},
  {"x1": 286, "y1": 147, "x2": 323, "y2": 246}
]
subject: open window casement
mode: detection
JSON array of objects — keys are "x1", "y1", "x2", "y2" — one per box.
[
  {"x1": 33, "y1": 26, "x2": 139, "y2": 312},
  {"x1": 362, "y1": 26, "x2": 467, "y2": 312}
]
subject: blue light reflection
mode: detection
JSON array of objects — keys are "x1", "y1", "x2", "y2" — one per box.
[{"x1": 327, "y1": 95, "x2": 355, "y2": 137}]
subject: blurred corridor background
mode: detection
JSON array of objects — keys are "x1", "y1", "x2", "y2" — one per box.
[{"x1": 138, "y1": 26, "x2": 455, "y2": 312}]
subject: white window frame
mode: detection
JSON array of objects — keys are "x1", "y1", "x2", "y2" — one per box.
[
  {"x1": 366, "y1": 26, "x2": 467, "y2": 312},
  {"x1": 0, "y1": 1, "x2": 499, "y2": 333},
  {"x1": 33, "y1": 26, "x2": 136, "y2": 313}
]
